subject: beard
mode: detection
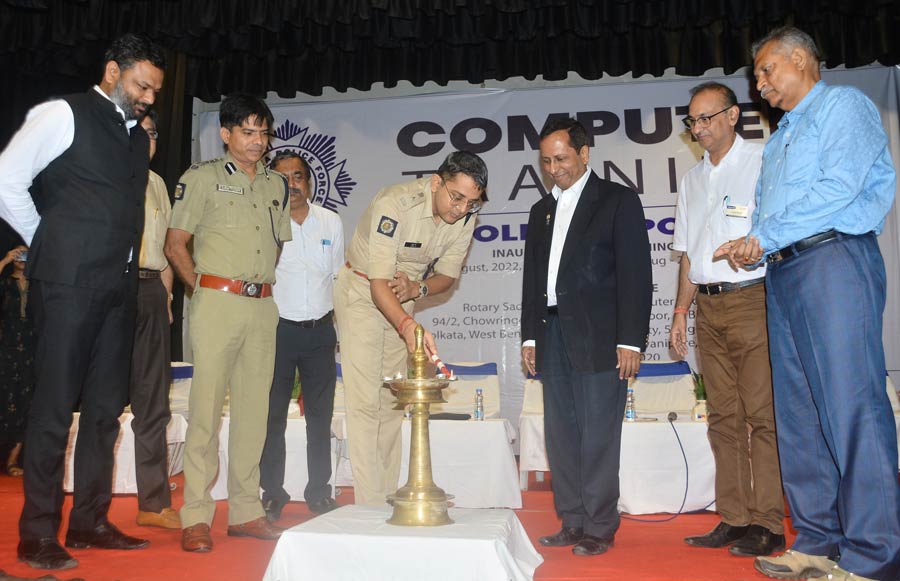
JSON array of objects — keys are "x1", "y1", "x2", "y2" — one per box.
[{"x1": 110, "y1": 81, "x2": 146, "y2": 121}]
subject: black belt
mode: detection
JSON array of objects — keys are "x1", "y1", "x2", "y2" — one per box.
[
  {"x1": 698, "y1": 277, "x2": 765, "y2": 296},
  {"x1": 766, "y1": 230, "x2": 844, "y2": 264},
  {"x1": 138, "y1": 269, "x2": 161, "y2": 279},
  {"x1": 282, "y1": 311, "x2": 333, "y2": 329},
  {"x1": 546, "y1": 305, "x2": 559, "y2": 315}
]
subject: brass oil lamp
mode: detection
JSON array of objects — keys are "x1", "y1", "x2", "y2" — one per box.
[{"x1": 383, "y1": 325, "x2": 453, "y2": 526}]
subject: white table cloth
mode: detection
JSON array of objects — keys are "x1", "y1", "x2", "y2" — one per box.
[
  {"x1": 63, "y1": 412, "x2": 188, "y2": 493},
  {"x1": 332, "y1": 418, "x2": 522, "y2": 509},
  {"x1": 263, "y1": 505, "x2": 543, "y2": 581},
  {"x1": 519, "y1": 411, "x2": 716, "y2": 514}
]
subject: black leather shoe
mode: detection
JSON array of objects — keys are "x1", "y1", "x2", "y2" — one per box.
[
  {"x1": 684, "y1": 522, "x2": 750, "y2": 548},
  {"x1": 539, "y1": 527, "x2": 584, "y2": 547},
  {"x1": 65, "y1": 521, "x2": 149, "y2": 550},
  {"x1": 572, "y1": 535, "x2": 614, "y2": 557},
  {"x1": 263, "y1": 497, "x2": 287, "y2": 522},
  {"x1": 18, "y1": 538, "x2": 78, "y2": 570},
  {"x1": 307, "y1": 497, "x2": 338, "y2": 515},
  {"x1": 729, "y1": 524, "x2": 785, "y2": 557}
]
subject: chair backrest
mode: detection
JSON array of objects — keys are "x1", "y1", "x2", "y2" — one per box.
[
  {"x1": 521, "y1": 379, "x2": 544, "y2": 414},
  {"x1": 432, "y1": 362, "x2": 500, "y2": 417},
  {"x1": 631, "y1": 361, "x2": 696, "y2": 414},
  {"x1": 333, "y1": 361, "x2": 500, "y2": 418}
]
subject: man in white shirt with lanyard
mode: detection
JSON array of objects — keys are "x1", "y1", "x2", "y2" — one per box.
[
  {"x1": 671, "y1": 82, "x2": 784, "y2": 557},
  {"x1": 260, "y1": 150, "x2": 344, "y2": 520}
]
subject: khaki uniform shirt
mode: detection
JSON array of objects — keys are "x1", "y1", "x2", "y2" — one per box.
[
  {"x1": 346, "y1": 176, "x2": 476, "y2": 282},
  {"x1": 169, "y1": 153, "x2": 292, "y2": 283},
  {"x1": 139, "y1": 170, "x2": 172, "y2": 271}
]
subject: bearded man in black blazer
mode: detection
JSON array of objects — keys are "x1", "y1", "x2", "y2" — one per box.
[{"x1": 521, "y1": 117, "x2": 652, "y2": 557}]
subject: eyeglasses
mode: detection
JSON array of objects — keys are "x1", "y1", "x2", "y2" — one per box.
[
  {"x1": 146, "y1": 129, "x2": 159, "y2": 140},
  {"x1": 443, "y1": 179, "x2": 483, "y2": 214},
  {"x1": 682, "y1": 106, "x2": 732, "y2": 130}
]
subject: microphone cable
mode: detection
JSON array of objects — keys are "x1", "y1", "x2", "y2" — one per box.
[{"x1": 620, "y1": 411, "x2": 713, "y2": 523}]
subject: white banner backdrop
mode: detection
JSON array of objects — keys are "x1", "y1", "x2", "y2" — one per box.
[{"x1": 196, "y1": 67, "x2": 900, "y2": 437}]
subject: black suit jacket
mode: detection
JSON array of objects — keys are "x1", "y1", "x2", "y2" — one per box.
[{"x1": 521, "y1": 170, "x2": 652, "y2": 373}]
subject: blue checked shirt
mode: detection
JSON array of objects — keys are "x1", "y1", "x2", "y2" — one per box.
[{"x1": 750, "y1": 81, "x2": 896, "y2": 256}]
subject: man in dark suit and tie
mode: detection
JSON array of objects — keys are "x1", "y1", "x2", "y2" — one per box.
[
  {"x1": 0, "y1": 33, "x2": 165, "y2": 570},
  {"x1": 521, "y1": 117, "x2": 652, "y2": 557}
]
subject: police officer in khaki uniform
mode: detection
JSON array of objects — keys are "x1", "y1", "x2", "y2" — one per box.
[
  {"x1": 165, "y1": 94, "x2": 291, "y2": 553},
  {"x1": 334, "y1": 151, "x2": 488, "y2": 506}
]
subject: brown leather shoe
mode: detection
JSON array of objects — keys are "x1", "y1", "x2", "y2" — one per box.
[
  {"x1": 226, "y1": 517, "x2": 282, "y2": 540},
  {"x1": 181, "y1": 523, "x2": 213, "y2": 553},
  {"x1": 137, "y1": 508, "x2": 181, "y2": 530}
]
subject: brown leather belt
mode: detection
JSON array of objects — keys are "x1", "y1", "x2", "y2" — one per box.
[
  {"x1": 345, "y1": 261, "x2": 369, "y2": 281},
  {"x1": 198, "y1": 274, "x2": 272, "y2": 298},
  {"x1": 138, "y1": 269, "x2": 161, "y2": 279}
]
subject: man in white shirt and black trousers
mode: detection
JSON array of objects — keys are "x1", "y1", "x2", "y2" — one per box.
[{"x1": 260, "y1": 150, "x2": 344, "y2": 520}]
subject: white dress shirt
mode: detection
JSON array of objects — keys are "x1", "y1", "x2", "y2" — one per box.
[
  {"x1": 524, "y1": 167, "x2": 638, "y2": 352},
  {"x1": 0, "y1": 86, "x2": 136, "y2": 245},
  {"x1": 673, "y1": 134, "x2": 765, "y2": 284},
  {"x1": 273, "y1": 203, "x2": 345, "y2": 322}
]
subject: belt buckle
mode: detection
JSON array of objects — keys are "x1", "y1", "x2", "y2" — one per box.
[
  {"x1": 241, "y1": 281, "x2": 260, "y2": 297},
  {"x1": 767, "y1": 251, "x2": 783, "y2": 264}
]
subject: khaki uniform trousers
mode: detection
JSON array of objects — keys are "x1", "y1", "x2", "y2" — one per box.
[
  {"x1": 180, "y1": 287, "x2": 279, "y2": 527},
  {"x1": 696, "y1": 282, "x2": 784, "y2": 533},
  {"x1": 333, "y1": 267, "x2": 412, "y2": 505}
]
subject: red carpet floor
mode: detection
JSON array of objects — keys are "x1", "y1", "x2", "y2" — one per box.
[{"x1": 0, "y1": 472, "x2": 794, "y2": 581}]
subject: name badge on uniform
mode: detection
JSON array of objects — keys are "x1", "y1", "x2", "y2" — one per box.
[
  {"x1": 217, "y1": 184, "x2": 244, "y2": 195},
  {"x1": 404, "y1": 242, "x2": 422, "y2": 248},
  {"x1": 723, "y1": 196, "x2": 749, "y2": 218}
]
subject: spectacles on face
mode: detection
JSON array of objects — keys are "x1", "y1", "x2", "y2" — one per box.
[
  {"x1": 443, "y1": 179, "x2": 483, "y2": 214},
  {"x1": 145, "y1": 129, "x2": 159, "y2": 140},
  {"x1": 682, "y1": 106, "x2": 732, "y2": 130}
]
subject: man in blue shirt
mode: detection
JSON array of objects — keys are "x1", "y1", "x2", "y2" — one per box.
[{"x1": 717, "y1": 27, "x2": 899, "y2": 581}]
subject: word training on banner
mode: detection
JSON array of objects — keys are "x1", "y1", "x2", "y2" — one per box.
[{"x1": 197, "y1": 66, "x2": 900, "y2": 434}]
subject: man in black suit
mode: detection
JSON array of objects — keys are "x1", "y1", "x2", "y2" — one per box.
[
  {"x1": 0, "y1": 34, "x2": 165, "y2": 570},
  {"x1": 521, "y1": 117, "x2": 652, "y2": 557}
]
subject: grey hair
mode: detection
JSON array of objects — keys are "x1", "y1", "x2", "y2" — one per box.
[{"x1": 751, "y1": 26, "x2": 821, "y2": 63}]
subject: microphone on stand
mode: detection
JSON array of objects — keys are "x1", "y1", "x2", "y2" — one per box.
[{"x1": 667, "y1": 411, "x2": 678, "y2": 422}]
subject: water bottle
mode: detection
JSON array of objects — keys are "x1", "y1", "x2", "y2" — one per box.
[
  {"x1": 624, "y1": 386, "x2": 636, "y2": 422},
  {"x1": 474, "y1": 388, "x2": 484, "y2": 421}
]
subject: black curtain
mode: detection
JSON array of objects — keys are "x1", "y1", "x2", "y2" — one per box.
[{"x1": 1, "y1": 0, "x2": 898, "y2": 355}]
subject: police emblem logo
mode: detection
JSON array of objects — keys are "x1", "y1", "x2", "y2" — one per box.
[
  {"x1": 377, "y1": 216, "x2": 398, "y2": 237},
  {"x1": 174, "y1": 182, "x2": 186, "y2": 201},
  {"x1": 266, "y1": 121, "x2": 357, "y2": 213}
]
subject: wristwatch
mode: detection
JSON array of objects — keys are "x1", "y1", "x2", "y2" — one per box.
[{"x1": 418, "y1": 281, "x2": 429, "y2": 299}]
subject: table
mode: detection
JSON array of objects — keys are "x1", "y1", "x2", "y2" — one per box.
[
  {"x1": 332, "y1": 418, "x2": 522, "y2": 509},
  {"x1": 210, "y1": 413, "x2": 338, "y2": 501},
  {"x1": 263, "y1": 505, "x2": 543, "y2": 581},
  {"x1": 63, "y1": 412, "x2": 188, "y2": 493},
  {"x1": 519, "y1": 411, "x2": 716, "y2": 514}
]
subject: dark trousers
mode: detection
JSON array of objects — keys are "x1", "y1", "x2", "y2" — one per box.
[
  {"x1": 129, "y1": 276, "x2": 172, "y2": 512},
  {"x1": 20, "y1": 278, "x2": 136, "y2": 541},
  {"x1": 766, "y1": 233, "x2": 900, "y2": 581},
  {"x1": 260, "y1": 316, "x2": 337, "y2": 505},
  {"x1": 541, "y1": 314, "x2": 627, "y2": 539}
]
